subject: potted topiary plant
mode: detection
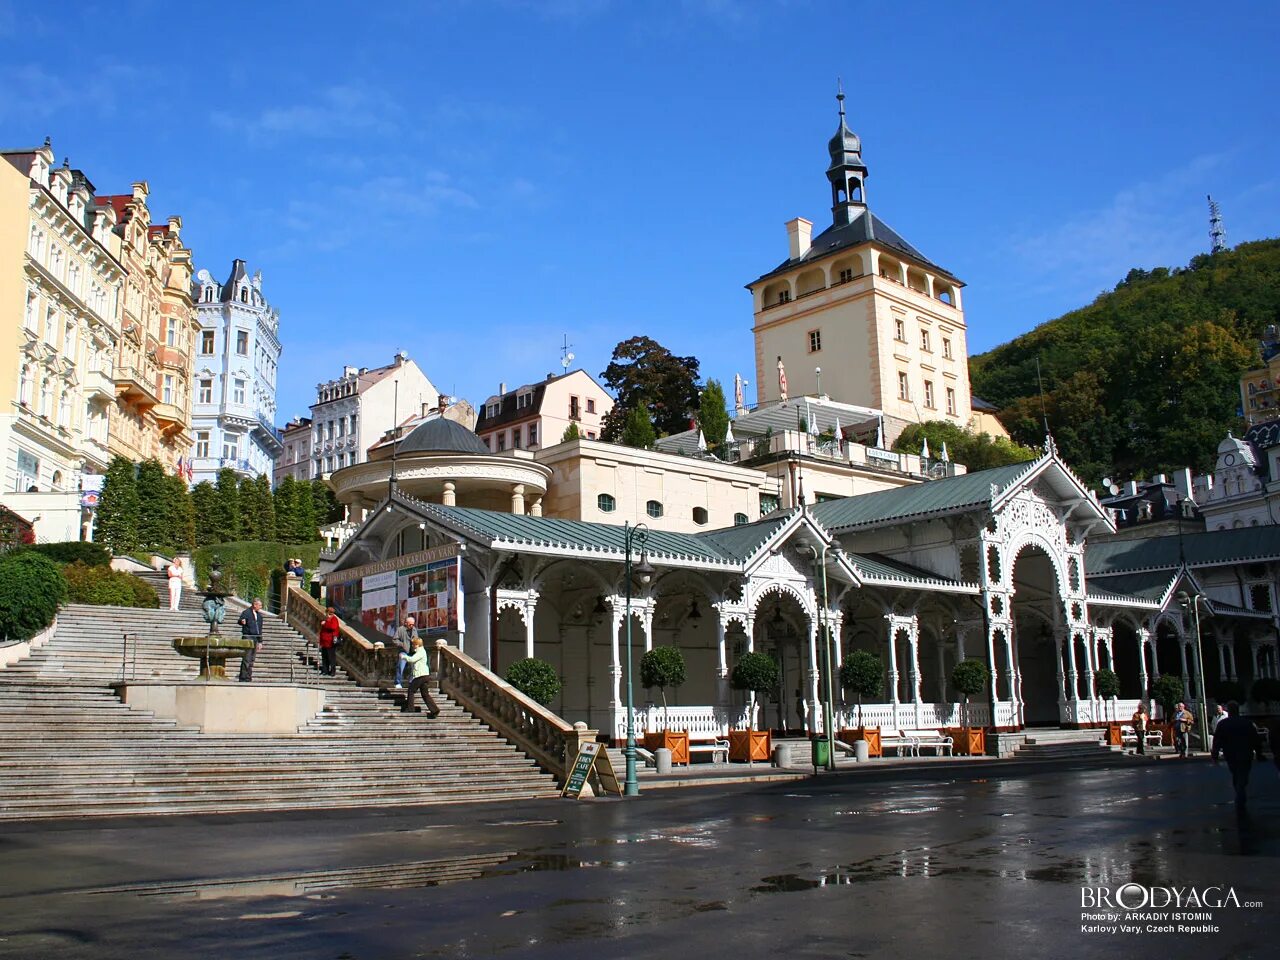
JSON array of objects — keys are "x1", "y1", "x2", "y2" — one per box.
[
  {"x1": 1150, "y1": 673, "x2": 1185, "y2": 747},
  {"x1": 640, "y1": 645, "x2": 689, "y2": 764},
  {"x1": 1094, "y1": 668, "x2": 1122, "y2": 745},
  {"x1": 949, "y1": 658, "x2": 990, "y2": 755},
  {"x1": 838, "y1": 650, "x2": 883, "y2": 757},
  {"x1": 729, "y1": 651, "x2": 778, "y2": 763},
  {"x1": 504, "y1": 658, "x2": 562, "y2": 707}
]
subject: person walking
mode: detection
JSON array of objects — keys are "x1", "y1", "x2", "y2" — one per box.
[
  {"x1": 1212, "y1": 703, "x2": 1228, "y2": 733},
  {"x1": 318, "y1": 605, "x2": 340, "y2": 676},
  {"x1": 1131, "y1": 703, "x2": 1150, "y2": 756},
  {"x1": 401, "y1": 637, "x2": 440, "y2": 717},
  {"x1": 1211, "y1": 701, "x2": 1261, "y2": 811},
  {"x1": 167, "y1": 557, "x2": 184, "y2": 612},
  {"x1": 237, "y1": 598, "x2": 265, "y2": 682},
  {"x1": 1174, "y1": 701, "x2": 1195, "y2": 758},
  {"x1": 393, "y1": 616, "x2": 417, "y2": 689}
]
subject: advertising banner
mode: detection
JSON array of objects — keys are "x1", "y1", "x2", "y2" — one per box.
[
  {"x1": 395, "y1": 556, "x2": 463, "y2": 636},
  {"x1": 325, "y1": 544, "x2": 464, "y2": 642}
]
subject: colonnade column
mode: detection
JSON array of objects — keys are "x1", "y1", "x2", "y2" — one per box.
[
  {"x1": 886, "y1": 616, "x2": 902, "y2": 729},
  {"x1": 1082, "y1": 632, "x2": 1097, "y2": 701},
  {"x1": 1063, "y1": 627, "x2": 1079, "y2": 703},
  {"x1": 1178, "y1": 640, "x2": 1191, "y2": 701},
  {"x1": 529, "y1": 497, "x2": 543, "y2": 517},
  {"x1": 510, "y1": 484, "x2": 525, "y2": 515},
  {"x1": 1135, "y1": 626, "x2": 1151, "y2": 703},
  {"x1": 641, "y1": 602, "x2": 654, "y2": 653},
  {"x1": 523, "y1": 599, "x2": 536, "y2": 659},
  {"x1": 442, "y1": 481, "x2": 456, "y2": 507},
  {"x1": 714, "y1": 610, "x2": 730, "y2": 732},
  {"x1": 806, "y1": 617, "x2": 820, "y2": 735},
  {"x1": 609, "y1": 602, "x2": 623, "y2": 741}
]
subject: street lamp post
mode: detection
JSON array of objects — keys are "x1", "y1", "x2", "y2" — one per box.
[
  {"x1": 623, "y1": 521, "x2": 653, "y2": 797},
  {"x1": 1177, "y1": 591, "x2": 1212, "y2": 754},
  {"x1": 800, "y1": 541, "x2": 840, "y2": 771}
]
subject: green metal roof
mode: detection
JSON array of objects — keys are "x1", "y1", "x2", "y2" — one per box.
[
  {"x1": 1085, "y1": 527, "x2": 1280, "y2": 576},
  {"x1": 1085, "y1": 569, "x2": 1174, "y2": 601},
  {"x1": 810, "y1": 460, "x2": 1036, "y2": 531},
  {"x1": 848, "y1": 552, "x2": 977, "y2": 590}
]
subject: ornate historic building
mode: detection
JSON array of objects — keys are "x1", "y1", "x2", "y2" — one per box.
[
  {"x1": 325, "y1": 441, "x2": 1280, "y2": 743},
  {"x1": 0, "y1": 141, "x2": 123, "y2": 542},
  {"x1": 747, "y1": 93, "x2": 973, "y2": 445},
  {"x1": 100, "y1": 182, "x2": 196, "y2": 469},
  {"x1": 190, "y1": 260, "x2": 282, "y2": 484}
]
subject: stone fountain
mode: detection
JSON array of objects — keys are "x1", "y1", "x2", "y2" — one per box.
[{"x1": 171, "y1": 558, "x2": 254, "y2": 680}]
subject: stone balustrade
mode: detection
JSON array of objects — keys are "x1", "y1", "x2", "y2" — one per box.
[
  {"x1": 281, "y1": 586, "x2": 396, "y2": 687},
  {"x1": 434, "y1": 641, "x2": 579, "y2": 780}
]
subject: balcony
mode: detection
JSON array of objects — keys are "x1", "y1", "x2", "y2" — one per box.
[
  {"x1": 84, "y1": 368, "x2": 115, "y2": 404},
  {"x1": 218, "y1": 457, "x2": 254, "y2": 474},
  {"x1": 153, "y1": 402, "x2": 187, "y2": 434},
  {"x1": 115, "y1": 364, "x2": 159, "y2": 409}
]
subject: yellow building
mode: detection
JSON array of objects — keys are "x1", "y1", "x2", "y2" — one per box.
[
  {"x1": 1239, "y1": 325, "x2": 1280, "y2": 425},
  {"x1": 99, "y1": 182, "x2": 197, "y2": 469},
  {"x1": 748, "y1": 93, "x2": 972, "y2": 446},
  {"x1": 0, "y1": 141, "x2": 124, "y2": 541}
]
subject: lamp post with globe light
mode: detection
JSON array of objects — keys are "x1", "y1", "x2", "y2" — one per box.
[
  {"x1": 623, "y1": 521, "x2": 654, "y2": 796},
  {"x1": 1176, "y1": 590, "x2": 1211, "y2": 754}
]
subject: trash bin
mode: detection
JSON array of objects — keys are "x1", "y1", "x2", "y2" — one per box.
[
  {"x1": 811, "y1": 737, "x2": 830, "y2": 768},
  {"x1": 772, "y1": 742, "x2": 792, "y2": 768},
  {"x1": 655, "y1": 747, "x2": 672, "y2": 775},
  {"x1": 853, "y1": 739, "x2": 870, "y2": 762}
]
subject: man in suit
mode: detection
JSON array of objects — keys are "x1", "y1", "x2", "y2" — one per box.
[{"x1": 237, "y1": 598, "x2": 265, "y2": 682}]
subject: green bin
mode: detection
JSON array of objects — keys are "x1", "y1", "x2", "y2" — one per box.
[{"x1": 811, "y1": 737, "x2": 830, "y2": 768}]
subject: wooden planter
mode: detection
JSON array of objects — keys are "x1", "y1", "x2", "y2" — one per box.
[
  {"x1": 943, "y1": 727, "x2": 986, "y2": 756},
  {"x1": 729, "y1": 729, "x2": 771, "y2": 763},
  {"x1": 1106, "y1": 723, "x2": 1124, "y2": 747},
  {"x1": 838, "y1": 727, "x2": 882, "y2": 758},
  {"x1": 1151, "y1": 722, "x2": 1174, "y2": 746},
  {"x1": 643, "y1": 730, "x2": 690, "y2": 766}
]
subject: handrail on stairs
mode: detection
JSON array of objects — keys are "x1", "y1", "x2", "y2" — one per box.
[{"x1": 280, "y1": 585, "x2": 396, "y2": 686}]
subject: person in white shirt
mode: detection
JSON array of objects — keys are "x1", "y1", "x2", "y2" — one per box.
[{"x1": 167, "y1": 558, "x2": 184, "y2": 612}]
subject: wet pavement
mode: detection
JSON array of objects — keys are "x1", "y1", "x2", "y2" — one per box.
[{"x1": 0, "y1": 760, "x2": 1277, "y2": 959}]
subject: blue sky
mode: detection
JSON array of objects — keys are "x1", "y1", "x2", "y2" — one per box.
[{"x1": 3, "y1": 1, "x2": 1277, "y2": 423}]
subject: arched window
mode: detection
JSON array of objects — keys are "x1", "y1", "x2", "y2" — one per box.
[
  {"x1": 646, "y1": 500, "x2": 663, "y2": 518},
  {"x1": 734, "y1": 512, "x2": 749, "y2": 526},
  {"x1": 692, "y1": 506, "x2": 708, "y2": 525},
  {"x1": 240, "y1": 287, "x2": 248, "y2": 303},
  {"x1": 597, "y1": 493, "x2": 616, "y2": 513}
]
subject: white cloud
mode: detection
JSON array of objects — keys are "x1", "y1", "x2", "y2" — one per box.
[{"x1": 211, "y1": 84, "x2": 401, "y2": 141}]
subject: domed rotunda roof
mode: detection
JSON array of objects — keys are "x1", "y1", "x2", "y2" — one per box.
[{"x1": 396, "y1": 417, "x2": 491, "y2": 456}]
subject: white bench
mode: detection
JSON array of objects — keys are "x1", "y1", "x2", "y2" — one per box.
[
  {"x1": 880, "y1": 730, "x2": 916, "y2": 756},
  {"x1": 901, "y1": 729, "x2": 954, "y2": 756},
  {"x1": 1121, "y1": 725, "x2": 1162, "y2": 749},
  {"x1": 688, "y1": 739, "x2": 730, "y2": 763}
]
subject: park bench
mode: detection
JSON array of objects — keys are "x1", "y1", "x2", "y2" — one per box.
[
  {"x1": 879, "y1": 730, "x2": 916, "y2": 756},
  {"x1": 688, "y1": 739, "x2": 730, "y2": 763},
  {"x1": 1121, "y1": 724, "x2": 1162, "y2": 750},
  {"x1": 901, "y1": 729, "x2": 954, "y2": 756}
]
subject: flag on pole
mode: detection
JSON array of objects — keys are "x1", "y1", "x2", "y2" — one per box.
[
  {"x1": 696, "y1": 428, "x2": 707, "y2": 452},
  {"x1": 733, "y1": 373, "x2": 747, "y2": 415},
  {"x1": 875, "y1": 416, "x2": 885, "y2": 449},
  {"x1": 776, "y1": 356, "x2": 788, "y2": 402},
  {"x1": 921, "y1": 437, "x2": 930, "y2": 460},
  {"x1": 940, "y1": 441, "x2": 950, "y2": 463}
]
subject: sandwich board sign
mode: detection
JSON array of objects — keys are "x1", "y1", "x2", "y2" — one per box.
[{"x1": 561, "y1": 741, "x2": 622, "y2": 799}]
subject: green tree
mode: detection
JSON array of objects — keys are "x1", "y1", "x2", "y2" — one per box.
[
  {"x1": 290, "y1": 478, "x2": 318, "y2": 544},
  {"x1": 238, "y1": 477, "x2": 262, "y2": 541},
  {"x1": 699, "y1": 379, "x2": 730, "y2": 456},
  {"x1": 191, "y1": 481, "x2": 218, "y2": 547},
  {"x1": 166, "y1": 474, "x2": 195, "y2": 551},
  {"x1": 134, "y1": 459, "x2": 170, "y2": 550},
  {"x1": 839, "y1": 650, "x2": 883, "y2": 729},
  {"x1": 504, "y1": 658, "x2": 562, "y2": 706},
  {"x1": 212, "y1": 468, "x2": 242, "y2": 543},
  {"x1": 892, "y1": 421, "x2": 1038, "y2": 471},
  {"x1": 1150, "y1": 674, "x2": 1184, "y2": 723},
  {"x1": 97, "y1": 456, "x2": 140, "y2": 553},
  {"x1": 951, "y1": 658, "x2": 990, "y2": 729},
  {"x1": 0, "y1": 551, "x2": 65, "y2": 640},
  {"x1": 731, "y1": 652, "x2": 779, "y2": 732},
  {"x1": 310, "y1": 479, "x2": 341, "y2": 525},
  {"x1": 1094, "y1": 668, "x2": 1120, "y2": 724},
  {"x1": 273, "y1": 475, "x2": 299, "y2": 543},
  {"x1": 600, "y1": 335, "x2": 701, "y2": 439},
  {"x1": 619, "y1": 404, "x2": 657, "y2": 449},
  {"x1": 562, "y1": 422, "x2": 581, "y2": 442},
  {"x1": 640, "y1": 645, "x2": 687, "y2": 730}
]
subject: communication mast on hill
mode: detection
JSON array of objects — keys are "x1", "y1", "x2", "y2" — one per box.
[{"x1": 1207, "y1": 195, "x2": 1227, "y2": 253}]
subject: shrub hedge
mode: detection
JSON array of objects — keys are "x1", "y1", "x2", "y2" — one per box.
[
  {"x1": 62, "y1": 562, "x2": 159, "y2": 609},
  {"x1": 193, "y1": 541, "x2": 322, "y2": 606},
  {"x1": 0, "y1": 551, "x2": 66, "y2": 640},
  {"x1": 504, "y1": 658, "x2": 562, "y2": 706},
  {"x1": 20, "y1": 541, "x2": 112, "y2": 567}
]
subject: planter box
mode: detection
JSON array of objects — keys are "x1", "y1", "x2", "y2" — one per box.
[
  {"x1": 1151, "y1": 722, "x2": 1174, "y2": 746},
  {"x1": 838, "y1": 727, "x2": 882, "y2": 758},
  {"x1": 643, "y1": 730, "x2": 690, "y2": 766},
  {"x1": 943, "y1": 727, "x2": 986, "y2": 756},
  {"x1": 1106, "y1": 723, "x2": 1124, "y2": 747},
  {"x1": 729, "y1": 729, "x2": 771, "y2": 763}
]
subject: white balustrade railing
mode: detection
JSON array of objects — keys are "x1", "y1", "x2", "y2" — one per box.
[{"x1": 993, "y1": 702, "x2": 1019, "y2": 727}]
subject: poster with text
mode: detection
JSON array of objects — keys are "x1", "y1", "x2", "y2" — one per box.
[{"x1": 396, "y1": 556, "x2": 463, "y2": 635}]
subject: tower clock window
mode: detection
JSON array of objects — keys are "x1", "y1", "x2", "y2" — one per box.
[{"x1": 808, "y1": 329, "x2": 822, "y2": 353}]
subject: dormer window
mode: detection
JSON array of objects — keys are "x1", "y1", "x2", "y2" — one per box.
[
  {"x1": 516, "y1": 392, "x2": 532, "y2": 410},
  {"x1": 240, "y1": 287, "x2": 248, "y2": 303}
]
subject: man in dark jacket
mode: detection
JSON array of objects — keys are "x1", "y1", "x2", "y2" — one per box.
[
  {"x1": 237, "y1": 598, "x2": 265, "y2": 682},
  {"x1": 1211, "y1": 701, "x2": 1261, "y2": 811}
]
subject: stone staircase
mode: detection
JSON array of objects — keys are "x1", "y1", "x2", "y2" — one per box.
[
  {"x1": 0, "y1": 580, "x2": 560, "y2": 820},
  {"x1": 1012, "y1": 728, "x2": 1121, "y2": 762}
]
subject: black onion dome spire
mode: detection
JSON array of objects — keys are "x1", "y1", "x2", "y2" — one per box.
[{"x1": 827, "y1": 84, "x2": 862, "y2": 171}]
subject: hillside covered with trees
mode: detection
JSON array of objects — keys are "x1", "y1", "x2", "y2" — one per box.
[{"x1": 970, "y1": 239, "x2": 1280, "y2": 483}]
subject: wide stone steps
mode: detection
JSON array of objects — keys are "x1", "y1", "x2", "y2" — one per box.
[{"x1": 0, "y1": 595, "x2": 560, "y2": 819}]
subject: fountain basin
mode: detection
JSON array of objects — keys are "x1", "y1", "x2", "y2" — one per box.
[
  {"x1": 113, "y1": 682, "x2": 326, "y2": 734},
  {"x1": 172, "y1": 636, "x2": 255, "y2": 681}
]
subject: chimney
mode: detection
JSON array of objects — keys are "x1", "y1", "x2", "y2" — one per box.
[
  {"x1": 1153, "y1": 473, "x2": 1168, "y2": 485},
  {"x1": 499, "y1": 382, "x2": 506, "y2": 396},
  {"x1": 343, "y1": 366, "x2": 357, "y2": 377},
  {"x1": 786, "y1": 217, "x2": 813, "y2": 260},
  {"x1": 1173, "y1": 468, "x2": 1193, "y2": 499}
]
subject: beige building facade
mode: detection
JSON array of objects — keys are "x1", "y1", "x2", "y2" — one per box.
[
  {"x1": 0, "y1": 142, "x2": 124, "y2": 542},
  {"x1": 100, "y1": 182, "x2": 197, "y2": 469},
  {"x1": 274, "y1": 416, "x2": 313, "y2": 486},
  {"x1": 748, "y1": 96, "x2": 972, "y2": 445},
  {"x1": 476, "y1": 369, "x2": 613, "y2": 452}
]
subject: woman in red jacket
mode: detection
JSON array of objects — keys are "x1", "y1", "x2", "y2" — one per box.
[{"x1": 318, "y1": 606, "x2": 341, "y2": 676}]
